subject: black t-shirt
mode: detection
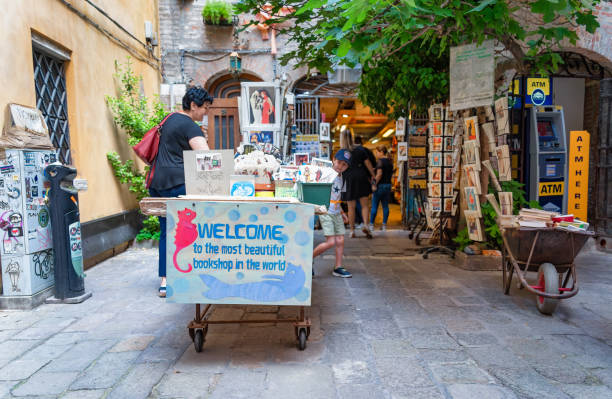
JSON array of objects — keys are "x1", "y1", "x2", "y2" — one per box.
[
  {"x1": 150, "y1": 113, "x2": 204, "y2": 190},
  {"x1": 376, "y1": 157, "x2": 393, "y2": 185}
]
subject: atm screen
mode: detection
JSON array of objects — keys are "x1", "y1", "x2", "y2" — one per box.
[{"x1": 537, "y1": 120, "x2": 555, "y2": 142}]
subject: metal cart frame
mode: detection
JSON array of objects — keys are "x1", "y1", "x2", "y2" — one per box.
[{"x1": 501, "y1": 227, "x2": 593, "y2": 314}]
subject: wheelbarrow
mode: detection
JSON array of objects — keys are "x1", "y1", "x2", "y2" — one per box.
[{"x1": 501, "y1": 227, "x2": 593, "y2": 315}]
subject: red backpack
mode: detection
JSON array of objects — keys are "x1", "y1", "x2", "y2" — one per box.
[{"x1": 132, "y1": 112, "x2": 175, "y2": 188}]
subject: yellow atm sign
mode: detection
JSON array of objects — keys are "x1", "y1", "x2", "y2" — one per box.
[
  {"x1": 527, "y1": 78, "x2": 550, "y2": 96},
  {"x1": 539, "y1": 181, "x2": 564, "y2": 196}
]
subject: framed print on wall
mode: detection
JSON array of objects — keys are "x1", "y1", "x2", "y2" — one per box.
[
  {"x1": 319, "y1": 122, "x2": 331, "y2": 142},
  {"x1": 241, "y1": 82, "x2": 282, "y2": 132}
]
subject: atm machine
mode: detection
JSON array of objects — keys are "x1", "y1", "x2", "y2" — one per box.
[{"x1": 528, "y1": 105, "x2": 568, "y2": 213}]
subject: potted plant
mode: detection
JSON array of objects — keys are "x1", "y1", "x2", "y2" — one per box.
[{"x1": 202, "y1": 0, "x2": 233, "y2": 26}]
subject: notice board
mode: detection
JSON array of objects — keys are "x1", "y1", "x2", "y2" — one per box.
[
  {"x1": 165, "y1": 200, "x2": 314, "y2": 305},
  {"x1": 450, "y1": 41, "x2": 494, "y2": 111}
]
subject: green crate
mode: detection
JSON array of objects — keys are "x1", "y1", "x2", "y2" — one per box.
[{"x1": 297, "y1": 182, "x2": 332, "y2": 207}]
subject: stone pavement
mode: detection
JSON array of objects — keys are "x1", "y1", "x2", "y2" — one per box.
[{"x1": 1, "y1": 231, "x2": 611, "y2": 399}]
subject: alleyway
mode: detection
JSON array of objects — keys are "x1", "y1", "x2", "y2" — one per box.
[{"x1": 1, "y1": 231, "x2": 611, "y2": 399}]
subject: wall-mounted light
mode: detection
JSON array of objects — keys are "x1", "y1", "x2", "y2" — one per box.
[
  {"x1": 372, "y1": 138, "x2": 380, "y2": 144},
  {"x1": 340, "y1": 125, "x2": 347, "y2": 132},
  {"x1": 229, "y1": 51, "x2": 242, "y2": 77},
  {"x1": 382, "y1": 128, "x2": 394, "y2": 138},
  {"x1": 342, "y1": 114, "x2": 350, "y2": 118}
]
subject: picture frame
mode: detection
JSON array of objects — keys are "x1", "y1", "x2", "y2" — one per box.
[
  {"x1": 294, "y1": 153, "x2": 310, "y2": 165},
  {"x1": 495, "y1": 145, "x2": 512, "y2": 181},
  {"x1": 444, "y1": 183, "x2": 454, "y2": 197},
  {"x1": 463, "y1": 140, "x2": 481, "y2": 169},
  {"x1": 396, "y1": 117, "x2": 406, "y2": 137},
  {"x1": 443, "y1": 167, "x2": 453, "y2": 182},
  {"x1": 249, "y1": 131, "x2": 274, "y2": 145},
  {"x1": 443, "y1": 197, "x2": 454, "y2": 213},
  {"x1": 428, "y1": 182, "x2": 441, "y2": 197},
  {"x1": 429, "y1": 137, "x2": 443, "y2": 152},
  {"x1": 430, "y1": 121, "x2": 443, "y2": 136},
  {"x1": 311, "y1": 157, "x2": 333, "y2": 168},
  {"x1": 465, "y1": 210, "x2": 484, "y2": 241},
  {"x1": 429, "y1": 104, "x2": 444, "y2": 121},
  {"x1": 499, "y1": 191, "x2": 514, "y2": 216},
  {"x1": 319, "y1": 142, "x2": 331, "y2": 159},
  {"x1": 464, "y1": 116, "x2": 480, "y2": 142},
  {"x1": 429, "y1": 152, "x2": 442, "y2": 167},
  {"x1": 444, "y1": 153, "x2": 454, "y2": 167},
  {"x1": 430, "y1": 167, "x2": 442, "y2": 182},
  {"x1": 464, "y1": 164, "x2": 482, "y2": 194},
  {"x1": 397, "y1": 142, "x2": 408, "y2": 161},
  {"x1": 319, "y1": 122, "x2": 331, "y2": 142},
  {"x1": 240, "y1": 82, "x2": 282, "y2": 132},
  {"x1": 464, "y1": 186, "x2": 481, "y2": 216},
  {"x1": 444, "y1": 122, "x2": 454, "y2": 136},
  {"x1": 430, "y1": 197, "x2": 442, "y2": 211},
  {"x1": 444, "y1": 137, "x2": 454, "y2": 152},
  {"x1": 495, "y1": 96, "x2": 510, "y2": 135}
]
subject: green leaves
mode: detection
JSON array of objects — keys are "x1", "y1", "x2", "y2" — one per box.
[{"x1": 467, "y1": 0, "x2": 497, "y2": 14}]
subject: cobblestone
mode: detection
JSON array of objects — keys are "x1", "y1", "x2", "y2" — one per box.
[{"x1": 0, "y1": 233, "x2": 609, "y2": 398}]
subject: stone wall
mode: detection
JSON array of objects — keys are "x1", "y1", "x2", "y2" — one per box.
[{"x1": 159, "y1": 0, "x2": 307, "y2": 87}]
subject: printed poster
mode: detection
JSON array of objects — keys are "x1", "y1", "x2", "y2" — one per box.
[{"x1": 166, "y1": 201, "x2": 314, "y2": 306}]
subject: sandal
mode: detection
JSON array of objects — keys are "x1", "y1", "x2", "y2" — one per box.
[{"x1": 158, "y1": 286, "x2": 167, "y2": 298}]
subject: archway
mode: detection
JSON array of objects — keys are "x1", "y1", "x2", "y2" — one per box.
[{"x1": 204, "y1": 71, "x2": 263, "y2": 149}]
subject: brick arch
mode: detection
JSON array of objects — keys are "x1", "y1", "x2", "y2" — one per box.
[{"x1": 205, "y1": 70, "x2": 264, "y2": 98}]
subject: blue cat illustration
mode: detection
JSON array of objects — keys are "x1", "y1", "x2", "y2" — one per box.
[{"x1": 200, "y1": 262, "x2": 305, "y2": 302}]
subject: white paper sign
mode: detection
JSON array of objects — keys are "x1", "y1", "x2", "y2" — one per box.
[{"x1": 450, "y1": 41, "x2": 495, "y2": 111}]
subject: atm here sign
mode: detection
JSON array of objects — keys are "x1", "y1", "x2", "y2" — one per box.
[{"x1": 539, "y1": 181, "x2": 564, "y2": 196}]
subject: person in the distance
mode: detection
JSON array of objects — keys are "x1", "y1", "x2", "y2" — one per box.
[
  {"x1": 369, "y1": 145, "x2": 394, "y2": 232},
  {"x1": 148, "y1": 86, "x2": 213, "y2": 297}
]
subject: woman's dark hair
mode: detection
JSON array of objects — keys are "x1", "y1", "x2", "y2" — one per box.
[
  {"x1": 182, "y1": 86, "x2": 213, "y2": 111},
  {"x1": 376, "y1": 145, "x2": 388, "y2": 155}
]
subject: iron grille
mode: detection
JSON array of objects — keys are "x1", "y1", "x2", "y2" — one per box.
[{"x1": 32, "y1": 48, "x2": 71, "y2": 164}]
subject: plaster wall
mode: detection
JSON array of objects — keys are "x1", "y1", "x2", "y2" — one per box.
[{"x1": 0, "y1": 0, "x2": 161, "y2": 223}]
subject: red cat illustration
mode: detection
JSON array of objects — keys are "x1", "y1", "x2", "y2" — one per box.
[{"x1": 173, "y1": 208, "x2": 197, "y2": 273}]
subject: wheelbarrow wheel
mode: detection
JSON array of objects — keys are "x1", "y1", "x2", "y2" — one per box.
[
  {"x1": 297, "y1": 329, "x2": 307, "y2": 351},
  {"x1": 536, "y1": 263, "x2": 560, "y2": 315},
  {"x1": 194, "y1": 329, "x2": 204, "y2": 352}
]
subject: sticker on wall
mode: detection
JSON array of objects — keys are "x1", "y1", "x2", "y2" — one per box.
[
  {"x1": 5, "y1": 259, "x2": 22, "y2": 292},
  {"x1": 0, "y1": 201, "x2": 9, "y2": 210},
  {"x1": 32, "y1": 186, "x2": 39, "y2": 197},
  {"x1": 8, "y1": 226, "x2": 23, "y2": 238},
  {"x1": 0, "y1": 179, "x2": 4, "y2": 188},
  {"x1": 25, "y1": 178, "x2": 31, "y2": 200},
  {"x1": 33, "y1": 249, "x2": 53, "y2": 280},
  {"x1": 69, "y1": 222, "x2": 84, "y2": 278},
  {"x1": 12, "y1": 175, "x2": 19, "y2": 182},
  {"x1": 24, "y1": 152, "x2": 36, "y2": 166},
  {"x1": 0, "y1": 165, "x2": 15, "y2": 175},
  {"x1": 38, "y1": 208, "x2": 49, "y2": 228},
  {"x1": 9, "y1": 213, "x2": 22, "y2": 225},
  {"x1": 7, "y1": 187, "x2": 20, "y2": 199},
  {"x1": 3, "y1": 239, "x2": 15, "y2": 254}
]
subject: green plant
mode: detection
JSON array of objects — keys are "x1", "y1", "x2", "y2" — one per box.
[
  {"x1": 202, "y1": 0, "x2": 233, "y2": 24},
  {"x1": 106, "y1": 58, "x2": 166, "y2": 241},
  {"x1": 135, "y1": 216, "x2": 161, "y2": 242},
  {"x1": 452, "y1": 228, "x2": 471, "y2": 251}
]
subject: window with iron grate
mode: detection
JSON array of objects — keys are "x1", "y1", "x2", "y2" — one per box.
[{"x1": 32, "y1": 48, "x2": 71, "y2": 164}]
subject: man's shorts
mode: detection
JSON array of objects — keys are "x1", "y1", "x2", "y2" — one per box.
[{"x1": 319, "y1": 213, "x2": 345, "y2": 236}]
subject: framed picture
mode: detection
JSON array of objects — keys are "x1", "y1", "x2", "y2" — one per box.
[
  {"x1": 443, "y1": 167, "x2": 453, "y2": 182},
  {"x1": 428, "y1": 182, "x2": 441, "y2": 197},
  {"x1": 429, "y1": 167, "x2": 441, "y2": 182},
  {"x1": 444, "y1": 153, "x2": 454, "y2": 167},
  {"x1": 408, "y1": 146, "x2": 426, "y2": 157},
  {"x1": 311, "y1": 157, "x2": 333, "y2": 168},
  {"x1": 229, "y1": 175, "x2": 255, "y2": 197},
  {"x1": 430, "y1": 197, "x2": 442, "y2": 211},
  {"x1": 464, "y1": 116, "x2": 480, "y2": 142},
  {"x1": 430, "y1": 122, "x2": 443, "y2": 136},
  {"x1": 465, "y1": 210, "x2": 484, "y2": 241},
  {"x1": 409, "y1": 158, "x2": 427, "y2": 168},
  {"x1": 465, "y1": 186, "x2": 481, "y2": 216},
  {"x1": 397, "y1": 142, "x2": 408, "y2": 161},
  {"x1": 294, "y1": 153, "x2": 310, "y2": 165},
  {"x1": 241, "y1": 82, "x2": 282, "y2": 131},
  {"x1": 444, "y1": 137, "x2": 454, "y2": 152},
  {"x1": 444, "y1": 122, "x2": 454, "y2": 136},
  {"x1": 429, "y1": 137, "x2": 443, "y2": 152},
  {"x1": 443, "y1": 197, "x2": 454, "y2": 213},
  {"x1": 396, "y1": 117, "x2": 406, "y2": 137},
  {"x1": 249, "y1": 131, "x2": 274, "y2": 144},
  {"x1": 463, "y1": 140, "x2": 481, "y2": 169},
  {"x1": 409, "y1": 168, "x2": 426, "y2": 179},
  {"x1": 444, "y1": 183, "x2": 454, "y2": 197},
  {"x1": 429, "y1": 104, "x2": 443, "y2": 121},
  {"x1": 429, "y1": 152, "x2": 442, "y2": 167},
  {"x1": 464, "y1": 164, "x2": 482, "y2": 194},
  {"x1": 496, "y1": 145, "x2": 512, "y2": 181},
  {"x1": 495, "y1": 97, "x2": 510, "y2": 135},
  {"x1": 319, "y1": 142, "x2": 331, "y2": 159},
  {"x1": 319, "y1": 122, "x2": 331, "y2": 142},
  {"x1": 499, "y1": 191, "x2": 514, "y2": 216}
]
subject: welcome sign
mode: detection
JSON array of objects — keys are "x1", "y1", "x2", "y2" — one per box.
[{"x1": 165, "y1": 200, "x2": 314, "y2": 305}]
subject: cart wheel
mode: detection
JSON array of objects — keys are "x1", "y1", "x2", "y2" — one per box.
[
  {"x1": 188, "y1": 328, "x2": 195, "y2": 342},
  {"x1": 536, "y1": 263, "x2": 560, "y2": 315},
  {"x1": 422, "y1": 253, "x2": 428, "y2": 259},
  {"x1": 409, "y1": 233, "x2": 414, "y2": 239},
  {"x1": 194, "y1": 329, "x2": 204, "y2": 352},
  {"x1": 297, "y1": 329, "x2": 307, "y2": 351}
]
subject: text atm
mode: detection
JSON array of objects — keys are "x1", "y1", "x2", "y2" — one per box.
[{"x1": 528, "y1": 106, "x2": 568, "y2": 213}]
